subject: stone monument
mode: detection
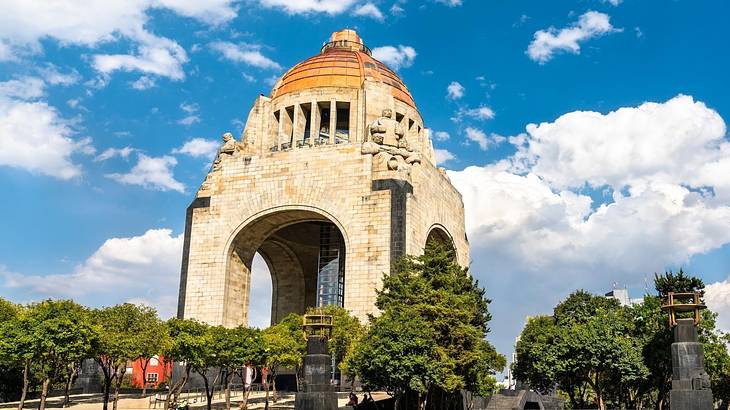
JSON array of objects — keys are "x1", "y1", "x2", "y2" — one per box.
[
  {"x1": 662, "y1": 292, "x2": 713, "y2": 410},
  {"x1": 177, "y1": 29, "x2": 469, "y2": 327},
  {"x1": 295, "y1": 314, "x2": 338, "y2": 410}
]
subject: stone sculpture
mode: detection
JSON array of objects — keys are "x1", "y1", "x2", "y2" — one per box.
[
  {"x1": 200, "y1": 132, "x2": 245, "y2": 192},
  {"x1": 362, "y1": 109, "x2": 421, "y2": 171}
]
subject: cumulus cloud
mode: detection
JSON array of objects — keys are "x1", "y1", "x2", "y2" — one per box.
[
  {"x1": 0, "y1": 77, "x2": 94, "y2": 179},
  {"x1": 447, "y1": 81, "x2": 465, "y2": 100},
  {"x1": 434, "y1": 148, "x2": 456, "y2": 165},
  {"x1": 446, "y1": 94, "x2": 730, "y2": 355},
  {"x1": 258, "y1": 0, "x2": 358, "y2": 15},
  {"x1": 173, "y1": 138, "x2": 219, "y2": 159},
  {"x1": 106, "y1": 154, "x2": 185, "y2": 192},
  {"x1": 706, "y1": 278, "x2": 730, "y2": 333},
  {"x1": 511, "y1": 95, "x2": 729, "y2": 198},
  {"x1": 92, "y1": 36, "x2": 188, "y2": 82},
  {"x1": 0, "y1": 1, "x2": 237, "y2": 83},
  {"x1": 209, "y1": 41, "x2": 282, "y2": 70},
  {"x1": 353, "y1": 3, "x2": 384, "y2": 21},
  {"x1": 0, "y1": 77, "x2": 45, "y2": 100},
  {"x1": 2, "y1": 229, "x2": 183, "y2": 319},
  {"x1": 372, "y1": 45, "x2": 417, "y2": 70},
  {"x1": 527, "y1": 11, "x2": 620, "y2": 64}
]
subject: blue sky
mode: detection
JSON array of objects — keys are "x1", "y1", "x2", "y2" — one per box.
[{"x1": 1, "y1": 0, "x2": 729, "y2": 369}]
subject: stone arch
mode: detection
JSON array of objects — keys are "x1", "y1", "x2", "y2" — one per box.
[
  {"x1": 425, "y1": 224, "x2": 457, "y2": 260},
  {"x1": 222, "y1": 206, "x2": 349, "y2": 327}
]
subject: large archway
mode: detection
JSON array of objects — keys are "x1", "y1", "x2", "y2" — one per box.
[{"x1": 224, "y1": 208, "x2": 347, "y2": 326}]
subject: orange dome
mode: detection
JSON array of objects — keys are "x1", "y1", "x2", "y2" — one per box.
[{"x1": 270, "y1": 29, "x2": 416, "y2": 108}]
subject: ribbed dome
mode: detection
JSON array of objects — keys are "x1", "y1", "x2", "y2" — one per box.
[{"x1": 270, "y1": 29, "x2": 416, "y2": 108}]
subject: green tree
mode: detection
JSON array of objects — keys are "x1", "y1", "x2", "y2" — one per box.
[
  {"x1": 209, "y1": 326, "x2": 264, "y2": 410},
  {"x1": 26, "y1": 300, "x2": 97, "y2": 410},
  {"x1": 165, "y1": 318, "x2": 209, "y2": 409},
  {"x1": 351, "y1": 242, "x2": 504, "y2": 410},
  {"x1": 262, "y1": 313, "x2": 305, "y2": 408},
  {"x1": 132, "y1": 308, "x2": 165, "y2": 397},
  {"x1": 93, "y1": 304, "x2": 154, "y2": 410},
  {"x1": 349, "y1": 309, "x2": 443, "y2": 410},
  {"x1": 0, "y1": 298, "x2": 29, "y2": 408}
]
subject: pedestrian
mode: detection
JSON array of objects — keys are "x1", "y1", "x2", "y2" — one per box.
[{"x1": 346, "y1": 391, "x2": 359, "y2": 407}]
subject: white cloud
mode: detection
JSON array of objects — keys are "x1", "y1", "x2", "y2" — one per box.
[
  {"x1": 0, "y1": 79, "x2": 94, "y2": 179},
  {"x1": 0, "y1": 77, "x2": 45, "y2": 100},
  {"x1": 527, "y1": 11, "x2": 620, "y2": 64},
  {"x1": 603, "y1": 0, "x2": 622, "y2": 5},
  {"x1": 512, "y1": 95, "x2": 730, "y2": 198},
  {"x1": 465, "y1": 106, "x2": 495, "y2": 121},
  {"x1": 446, "y1": 95, "x2": 730, "y2": 352},
  {"x1": 372, "y1": 45, "x2": 417, "y2": 70},
  {"x1": 130, "y1": 75, "x2": 156, "y2": 90},
  {"x1": 38, "y1": 65, "x2": 81, "y2": 86},
  {"x1": 154, "y1": 0, "x2": 238, "y2": 25},
  {"x1": 434, "y1": 148, "x2": 456, "y2": 165},
  {"x1": 94, "y1": 146, "x2": 135, "y2": 162},
  {"x1": 434, "y1": 131, "x2": 450, "y2": 141},
  {"x1": 177, "y1": 102, "x2": 201, "y2": 126},
  {"x1": 173, "y1": 138, "x2": 219, "y2": 159},
  {"x1": 209, "y1": 41, "x2": 282, "y2": 70},
  {"x1": 0, "y1": 1, "x2": 236, "y2": 82},
  {"x1": 258, "y1": 0, "x2": 358, "y2": 15},
  {"x1": 2, "y1": 228, "x2": 184, "y2": 319},
  {"x1": 706, "y1": 278, "x2": 730, "y2": 333},
  {"x1": 390, "y1": 4, "x2": 404, "y2": 15},
  {"x1": 353, "y1": 3, "x2": 384, "y2": 21},
  {"x1": 465, "y1": 127, "x2": 504, "y2": 151},
  {"x1": 447, "y1": 81, "x2": 465, "y2": 100},
  {"x1": 435, "y1": 0, "x2": 462, "y2": 6},
  {"x1": 107, "y1": 154, "x2": 185, "y2": 192},
  {"x1": 92, "y1": 37, "x2": 188, "y2": 82}
]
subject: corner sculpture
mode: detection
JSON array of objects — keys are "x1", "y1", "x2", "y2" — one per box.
[
  {"x1": 362, "y1": 108, "x2": 421, "y2": 171},
  {"x1": 661, "y1": 291, "x2": 713, "y2": 410}
]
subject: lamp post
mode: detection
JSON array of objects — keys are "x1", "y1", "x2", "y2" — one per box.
[
  {"x1": 660, "y1": 291, "x2": 713, "y2": 410},
  {"x1": 294, "y1": 311, "x2": 338, "y2": 410}
]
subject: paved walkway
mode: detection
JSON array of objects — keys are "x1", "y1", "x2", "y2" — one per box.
[{"x1": 0, "y1": 391, "x2": 390, "y2": 410}]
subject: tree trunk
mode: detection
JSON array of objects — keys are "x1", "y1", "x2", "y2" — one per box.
[
  {"x1": 272, "y1": 374, "x2": 277, "y2": 403},
  {"x1": 17, "y1": 360, "x2": 29, "y2": 410},
  {"x1": 63, "y1": 364, "x2": 78, "y2": 407},
  {"x1": 224, "y1": 373, "x2": 232, "y2": 410},
  {"x1": 113, "y1": 367, "x2": 126, "y2": 410},
  {"x1": 141, "y1": 360, "x2": 149, "y2": 397},
  {"x1": 38, "y1": 378, "x2": 51, "y2": 410},
  {"x1": 202, "y1": 373, "x2": 213, "y2": 410},
  {"x1": 167, "y1": 367, "x2": 190, "y2": 410}
]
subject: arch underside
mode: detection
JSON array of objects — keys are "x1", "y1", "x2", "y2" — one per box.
[{"x1": 225, "y1": 209, "x2": 345, "y2": 326}]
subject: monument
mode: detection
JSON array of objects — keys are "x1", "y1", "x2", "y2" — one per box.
[
  {"x1": 662, "y1": 292, "x2": 713, "y2": 410},
  {"x1": 177, "y1": 29, "x2": 469, "y2": 327}
]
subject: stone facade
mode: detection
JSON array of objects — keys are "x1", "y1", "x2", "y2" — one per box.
[{"x1": 177, "y1": 29, "x2": 469, "y2": 327}]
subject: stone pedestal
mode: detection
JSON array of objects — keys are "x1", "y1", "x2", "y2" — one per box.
[
  {"x1": 295, "y1": 335, "x2": 338, "y2": 410},
  {"x1": 669, "y1": 318, "x2": 713, "y2": 410}
]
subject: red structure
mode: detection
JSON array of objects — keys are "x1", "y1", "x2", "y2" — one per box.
[{"x1": 130, "y1": 356, "x2": 172, "y2": 388}]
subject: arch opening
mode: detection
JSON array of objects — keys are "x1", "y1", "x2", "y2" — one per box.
[
  {"x1": 226, "y1": 209, "x2": 347, "y2": 327},
  {"x1": 425, "y1": 225, "x2": 457, "y2": 260}
]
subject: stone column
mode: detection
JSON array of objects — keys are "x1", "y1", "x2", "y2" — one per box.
[
  {"x1": 310, "y1": 100, "x2": 319, "y2": 146},
  {"x1": 329, "y1": 99, "x2": 336, "y2": 144},
  {"x1": 669, "y1": 318, "x2": 713, "y2": 409},
  {"x1": 293, "y1": 103, "x2": 303, "y2": 148},
  {"x1": 277, "y1": 108, "x2": 284, "y2": 151},
  {"x1": 295, "y1": 335, "x2": 337, "y2": 410}
]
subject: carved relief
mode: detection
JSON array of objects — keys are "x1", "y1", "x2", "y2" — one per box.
[{"x1": 362, "y1": 109, "x2": 421, "y2": 171}]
